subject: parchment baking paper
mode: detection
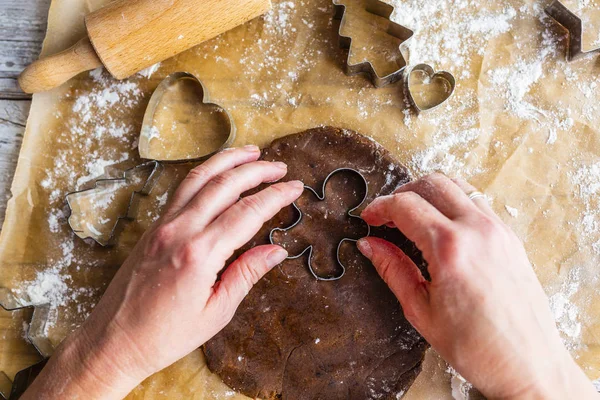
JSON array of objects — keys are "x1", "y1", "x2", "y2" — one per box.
[{"x1": 1, "y1": 0, "x2": 599, "y2": 398}]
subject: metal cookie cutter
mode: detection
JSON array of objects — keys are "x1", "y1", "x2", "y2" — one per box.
[
  {"x1": 333, "y1": 0, "x2": 414, "y2": 88},
  {"x1": 0, "y1": 361, "x2": 47, "y2": 400},
  {"x1": 0, "y1": 288, "x2": 53, "y2": 358},
  {"x1": 269, "y1": 168, "x2": 371, "y2": 281},
  {"x1": 546, "y1": 0, "x2": 600, "y2": 61},
  {"x1": 66, "y1": 160, "x2": 164, "y2": 246},
  {"x1": 404, "y1": 64, "x2": 456, "y2": 113},
  {"x1": 0, "y1": 288, "x2": 52, "y2": 400},
  {"x1": 139, "y1": 72, "x2": 236, "y2": 163}
]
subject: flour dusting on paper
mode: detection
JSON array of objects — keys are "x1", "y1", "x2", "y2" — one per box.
[
  {"x1": 447, "y1": 366, "x2": 473, "y2": 400},
  {"x1": 5, "y1": 0, "x2": 600, "y2": 396},
  {"x1": 571, "y1": 162, "x2": 600, "y2": 255},
  {"x1": 16, "y1": 68, "x2": 149, "y2": 328},
  {"x1": 548, "y1": 267, "x2": 585, "y2": 350},
  {"x1": 387, "y1": 0, "x2": 598, "y2": 176}
]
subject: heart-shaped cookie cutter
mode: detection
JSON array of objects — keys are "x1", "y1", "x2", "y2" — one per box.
[
  {"x1": 333, "y1": 0, "x2": 414, "y2": 88},
  {"x1": 404, "y1": 64, "x2": 456, "y2": 113},
  {"x1": 269, "y1": 168, "x2": 370, "y2": 281},
  {"x1": 139, "y1": 72, "x2": 236, "y2": 163},
  {"x1": 545, "y1": 0, "x2": 600, "y2": 62}
]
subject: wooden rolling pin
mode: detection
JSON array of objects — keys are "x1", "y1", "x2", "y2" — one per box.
[{"x1": 19, "y1": 0, "x2": 272, "y2": 93}]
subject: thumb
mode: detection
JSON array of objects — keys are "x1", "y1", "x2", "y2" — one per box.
[
  {"x1": 206, "y1": 245, "x2": 287, "y2": 325},
  {"x1": 357, "y1": 237, "x2": 430, "y2": 327}
]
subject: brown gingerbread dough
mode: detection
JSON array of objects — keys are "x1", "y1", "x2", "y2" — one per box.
[{"x1": 203, "y1": 127, "x2": 429, "y2": 399}]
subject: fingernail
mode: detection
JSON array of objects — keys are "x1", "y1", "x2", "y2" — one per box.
[
  {"x1": 267, "y1": 248, "x2": 288, "y2": 267},
  {"x1": 357, "y1": 239, "x2": 372, "y2": 259},
  {"x1": 273, "y1": 161, "x2": 288, "y2": 170},
  {"x1": 289, "y1": 180, "x2": 304, "y2": 190},
  {"x1": 244, "y1": 145, "x2": 260, "y2": 151}
]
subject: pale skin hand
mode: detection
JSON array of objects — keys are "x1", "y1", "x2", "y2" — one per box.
[
  {"x1": 357, "y1": 173, "x2": 599, "y2": 400},
  {"x1": 20, "y1": 163, "x2": 598, "y2": 400},
  {"x1": 21, "y1": 146, "x2": 304, "y2": 400}
]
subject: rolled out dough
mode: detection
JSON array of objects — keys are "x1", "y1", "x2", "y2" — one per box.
[{"x1": 204, "y1": 127, "x2": 429, "y2": 399}]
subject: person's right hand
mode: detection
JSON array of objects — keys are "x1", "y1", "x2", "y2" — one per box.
[{"x1": 357, "y1": 173, "x2": 599, "y2": 399}]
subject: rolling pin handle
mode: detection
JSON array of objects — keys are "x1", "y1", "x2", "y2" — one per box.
[{"x1": 18, "y1": 36, "x2": 104, "y2": 94}]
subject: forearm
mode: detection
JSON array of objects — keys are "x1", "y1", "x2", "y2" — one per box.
[
  {"x1": 497, "y1": 352, "x2": 599, "y2": 400},
  {"x1": 21, "y1": 324, "x2": 144, "y2": 400}
]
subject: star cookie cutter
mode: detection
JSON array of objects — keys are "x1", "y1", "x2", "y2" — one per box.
[
  {"x1": 139, "y1": 72, "x2": 237, "y2": 163},
  {"x1": 333, "y1": 0, "x2": 414, "y2": 88},
  {"x1": 0, "y1": 288, "x2": 53, "y2": 358},
  {"x1": 404, "y1": 64, "x2": 456, "y2": 113},
  {"x1": 0, "y1": 361, "x2": 47, "y2": 400},
  {"x1": 0, "y1": 288, "x2": 52, "y2": 399},
  {"x1": 66, "y1": 160, "x2": 164, "y2": 246},
  {"x1": 546, "y1": 0, "x2": 600, "y2": 61},
  {"x1": 269, "y1": 168, "x2": 370, "y2": 281}
]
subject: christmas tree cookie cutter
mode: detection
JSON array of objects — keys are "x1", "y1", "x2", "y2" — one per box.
[
  {"x1": 269, "y1": 168, "x2": 371, "y2": 281},
  {"x1": 333, "y1": 0, "x2": 414, "y2": 88},
  {"x1": 66, "y1": 160, "x2": 164, "y2": 246},
  {"x1": 546, "y1": 0, "x2": 600, "y2": 61}
]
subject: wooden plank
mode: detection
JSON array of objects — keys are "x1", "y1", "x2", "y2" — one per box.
[
  {"x1": 0, "y1": 0, "x2": 51, "y2": 100},
  {"x1": 0, "y1": 0, "x2": 48, "y2": 383},
  {"x1": 0, "y1": 99, "x2": 28, "y2": 228}
]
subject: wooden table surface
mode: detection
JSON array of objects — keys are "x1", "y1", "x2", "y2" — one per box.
[{"x1": 0, "y1": 0, "x2": 52, "y2": 381}]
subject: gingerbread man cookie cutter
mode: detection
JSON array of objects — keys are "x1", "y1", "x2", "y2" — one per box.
[{"x1": 269, "y1": 168, "x2": 371, "y2": 281}]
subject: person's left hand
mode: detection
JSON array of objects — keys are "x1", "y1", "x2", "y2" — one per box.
[{"x1": 22, "y1": 146, "x2": 304, "y2": 400}]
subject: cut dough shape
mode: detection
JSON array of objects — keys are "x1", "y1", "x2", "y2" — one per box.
[{"x1": 204, "y1": 127, "x2": 429, "y2": 400}]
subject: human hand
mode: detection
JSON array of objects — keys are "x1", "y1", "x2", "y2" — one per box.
[
  {"x1": 357, "y1": 173, "x2": 598, "y2": 400},
  {"x1": 22, "y1": 146, "x2": 303, "y2": 400}
]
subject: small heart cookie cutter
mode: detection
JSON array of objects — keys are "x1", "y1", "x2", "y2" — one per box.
[
  {"x1": 269, "y1": 168, "x2": 371, "y2": 281},
  {"x1": 404, "y1": 64, "x2": 456, "y2": 114},
  {"x1": 333, "y1": 0, "x2": 414, "y2": 88},
  {"x1": 139, "y1": 72, "x2": 237, "y2": 164},
  {"x1": 66, "y1": 161, "x2": 164, "y2": 246},
  {"x1": 545, "y1": 0, "x2": 600, "y2": 62}
]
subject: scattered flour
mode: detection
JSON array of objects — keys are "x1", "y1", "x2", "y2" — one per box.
[
  {"x1": 570, "y1": 162, "x2": 600, "y2": 256},
  {"x1": 390, "y1": 0, "x2": 598, "y2": 175},
  {"x1": 137, "y1": 62, "x2": 162, "y2": 79},
  {"x1": 8, "y1": 0, "x2": 600, "y2": 393},
  {"x1": 504, "y1": 205, "x2": 519, "y2": 218},
  {"x1": 156, "y1": 191, "x2": 169, "y2": 208},
  {"x1": 549, "y1": 267, "x2": 583, "y2": 349},
  {"x1": 22, "y1": 268, "x2": 69, "y2": 307},
  {"x1": 17, "y1": 68, "x2": 145, "y2": 329},
  {"x1": 447, "y1": 366, "x2": 473, "y2": 400}
]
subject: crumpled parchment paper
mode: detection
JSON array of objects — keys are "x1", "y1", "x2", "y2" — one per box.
[{"x1": 0, "y1": 0, "x2": 599, "y2": 398}]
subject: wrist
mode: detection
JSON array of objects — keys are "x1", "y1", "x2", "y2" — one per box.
[
  {"x1": 498, "y1": 353, "x2": 598, "y2": 400},
  {"x1": 22, "y1": 323, "x2": 145, "y2": 400}
]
